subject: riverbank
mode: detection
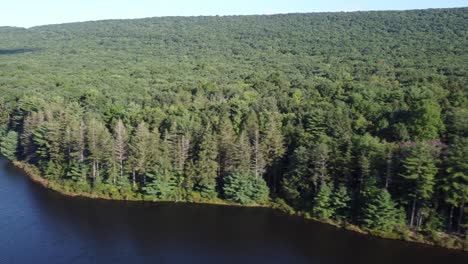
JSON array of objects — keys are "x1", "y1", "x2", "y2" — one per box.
[{"x1": 11, "y1": 160, "x2": 467, "y2": 251}]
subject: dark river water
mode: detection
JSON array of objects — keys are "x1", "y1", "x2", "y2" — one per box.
[{"x1": 0, "y1": 157, "x2": 466, "y2": 264}]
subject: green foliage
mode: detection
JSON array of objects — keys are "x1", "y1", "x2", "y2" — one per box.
[
  {"x1": 443, "y1": 137, "x2": 468, "y2": 208},
  {"x1": 0, "y1": 131, "x2": 18, "y2": 160},
  {"x1": 0, "y1": 8, "x2": 466, "y2": 238},
  {"x1": 281, "y1": 146, "x2": 312, "y2": 205},
  {"x1": 400, "y1": 142, "x2": 437, "y2": 201},
  {"x1": 312, "y1": 183, "x2": 333, "y2": 219},
  {"x1": 408, "y1": 99, "x2": 445, "y2": 140},
  {"x1": 223, "y1": 172, "x2": 270, "y2": 205},
  {"x1": 361, "y1": 189, "x2": 401, "y2": 232},
  {"x1": 143, "y1": 170, "x2": 178, "y2": 200},
  {"x1": 44, "y1": 161, "x2": 62, "y2": 180},
  {"x1": 330, "y1": 184, "x2": 351, "y2": 221},
  {"x1": 191, "y1": 129, "x2": 219, "y2": 199}
]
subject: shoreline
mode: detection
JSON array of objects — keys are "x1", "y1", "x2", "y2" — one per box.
[{"x1": 11, "y1": 160, "x2": 467, "y2": 252}]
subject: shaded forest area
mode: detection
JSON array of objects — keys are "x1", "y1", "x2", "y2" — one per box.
[{"x1": 0, "y1": 8, "x2": 467, "y2": 247}]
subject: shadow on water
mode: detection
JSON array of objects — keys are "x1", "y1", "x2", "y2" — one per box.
[
  {"x1": 0, "y1": 157, "x2": 467, "y2": 264},
  {"x1": 0, "y1": 48, "x2": 41, "y2": 55}
]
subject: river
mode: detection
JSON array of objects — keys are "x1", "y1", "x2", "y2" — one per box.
[{"x1": 0, "y1": 157, "x2": 466, "y2": 264}]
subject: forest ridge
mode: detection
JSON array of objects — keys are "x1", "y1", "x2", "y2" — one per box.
[{"x1": 0, "y1": 8, "x2": 467, "y2": 248}]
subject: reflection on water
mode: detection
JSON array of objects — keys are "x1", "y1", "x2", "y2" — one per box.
[{"x1": 0, "y1": 157, "x2": 466, "y2": 264}]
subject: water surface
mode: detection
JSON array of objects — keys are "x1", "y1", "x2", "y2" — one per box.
[{"x1": 0, "y1": 157, "x2": 466, "y2": 264}]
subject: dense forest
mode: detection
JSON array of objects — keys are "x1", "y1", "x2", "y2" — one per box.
[{"x1": 0, "y1": 8, "x2": 467, "y2": 246}]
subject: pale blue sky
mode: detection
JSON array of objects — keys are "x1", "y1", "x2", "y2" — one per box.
[{"x1": 1, "y1": 0, "x2": 467, "y2": 28}]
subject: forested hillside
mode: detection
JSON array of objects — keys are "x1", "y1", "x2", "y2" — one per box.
[{"x1": 0, "y1": 8, "x2": 467, "y2": 246}]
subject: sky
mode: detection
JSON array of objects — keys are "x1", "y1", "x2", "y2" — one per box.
[{"x1": 1, "y1": 0, "x2": 467, "y2": 28}]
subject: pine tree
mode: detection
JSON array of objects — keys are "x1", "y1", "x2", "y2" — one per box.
[
  {"x1": 442, "y1": 137, "x2": 468, "y2": 231},
  {"x1": 330, "y1": 184, "x2": 351, "y2": 221},
  {"x1": 66, "y1": 119, "x2": 86, "y2": 164},
  {"x1": 312, "y1": 183, "x2": 333, "y2": 219},
  {"x1": 261, "y1": 113, "x2": 285, "y2": 192},
  {"x1": 166, "y1": 123, "x2": 190, "y2": 174},
  {"x1": 44, "y1": 160, "x2": 62, "y2": 180},
  {"x1": 281, "y1": 146, "x2": 312, "y2": 205},
  {"x1": 46, "y1": 120, "x2": 65, "y2": 163},
  {"x1": 400, "y1": 142, "x2": 438, "y2": 227},
  {"x1": 223, "y1": 171, "x2": 269, "y2": 205},
  {"x1": 0, "y1": 97, "x2": 9, "y2": 127},
  {"x1": 251, "y1": 129, "x2": 265, "y2": 181},
  {"x1": 113, "y1": 119, "x2": 128, "y2": 180},
  {"x1": 128, "y1": 121, "x2": 151, "y2": 186},
  {"x1": 261, "y1": 113, "x2": 285, "y2": 166},
  {"x1": 0, "y1": 131, "x2": 18, "y2": 160},
  {"x1": 86, "y1": 118, "x2": 112, "y2": 180},
  {"x1": 21, "y1": 112, "x2": 44, "y2": 160},
  {"x1": 32, "y1": 124, "x2": 50, "y2": 160},
  {"x1": 232, "y1": 130, "x2": 251, "y2": 174},
  {"x1": 66, "y1": 160, "x2": 87, "y2": 182},
  {"x1": 361, "y1": 189, "x2": 400, "y2": 232},
  {"x1": 310, "y1": 139, "x2": 330, "y2": 190},
  {"x1": 218, "y1": 117, "x2": 236, "y2": 176},
  {"x1": 305, "y1": 109, "x2": 327, "y2": 141},
  {"x1": 192, "y1": 128, "x2": 219, "y2": 198}
]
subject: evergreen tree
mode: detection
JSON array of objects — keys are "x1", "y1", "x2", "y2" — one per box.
[
  {"x1": 86, "y1": 118, "x2": 113, "y2": 180},
  {"x1": 192, "y1": 128, "x2": 219, "y2": 198},
  {"x1": 0, "y1": 131, "x2": 18, "y2": 160},
  {"x1": 260, "y1": 112, "x2": 286, "y2": 192},
  {"x1": 312, "y1": 183, "x2": 333, "y2": 219},
  {"x1": 66, "y1": 119, "x2": 86, "y2": 164},
  {"x1": 113, "y1": 119, "x2": 128, "y2": 180},
  {"x1": 400, "y1": 142, "x2": 438, "y2": 227},
  {"x1": 330, "y1": 184, "x2": 351, "y2": 221},
  {"x1": 408, "y1": 99, "x2": 445, "y2": 140},
  {"x1": 21, "y1": 112, "x2": 44, "y2": 160},
  {"x1": 361, "y1": 189, "x2": 400, "y2": 232},
  {"x1": 281, "y1": 146, "x2": 312, "y2": 205},
  {"x1": 442, "y1": 137, "x2": 468, "y2": 231},
  {"x1": 232, "y1": 130, "x2": 251, "y2": 173},
  {"x1": 128, "y1": 122, "x2": 151, "y2": 186},
  {"x1": 144, "y1": 169, "x2": 177, "y2": 200},
  {"x1": 223, "y1": 171, "x2": 269, "y2": 205},
  {"x1": 310, "y1": 139, "x2": 330, "y2": 190},
  {"x1": 218, "y1": 117, "x2": 236, "y2": 176}
]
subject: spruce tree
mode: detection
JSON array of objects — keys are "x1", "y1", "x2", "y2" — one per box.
[
  {"x1": 400, "y1": 142, "x2": 438, "y2": 227},
  {"x1": 281, "y1": 146, "x2": 312, "y2": 205},
  {"x1": 330, "y1": 184, "x2": 351, "y2": 221},
  {"x1": 0, "y1": 131, "x2": 18, "y2": 160},
  {"x1": 223, "y1": 171, "x2": 269, "y2": 205},
  {"x1": 218, "y1": 117, "x2": 236, "y2": 176},
  {"x1": 312, "y1": 183, "x2": 333, "y2": 219},
  {"x1": 310, "y1": 139, "x2": 330, "y2": 190},
  {"x1": 193, "y1": 128, "x2": 219, "y2": 198},
  {"x1": 128, "y1": 121, "x2": 151, "y2": 186},
  {"x1": 442, "y1": 137, "x2": 468, "y2": 231},
  {"x1": 361, "y1": 189, "x2": 400, "y2": 232},
  {"x1": 113, "y1": 119, "x2": 128, "y2": 180}
]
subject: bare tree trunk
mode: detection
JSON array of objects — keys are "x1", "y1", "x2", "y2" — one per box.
[
  {"x1": 448, "y1": 205, "x2": 454, "y2": 232},
  {"x1": 385, "y1": 150, "x2": 392, "y2": 189},
  {"x1": 92, "y1": 161, "x2": 96, "y2": 179},
  {"x1": 96, "y1": 162, "x2": 100, "y2": 179},
  {"x1": 120, "y1": 160, "x2": 123, "y2": 178},
  {"x1": 410, "y1": 198, "x2": 417, "y2": 228},
  {"x1": 132, "y1": 170, "x2": 136, "y2": 187},
  {"x1": 417, "y1": 211, "x2": 423, "y2": 228}
]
